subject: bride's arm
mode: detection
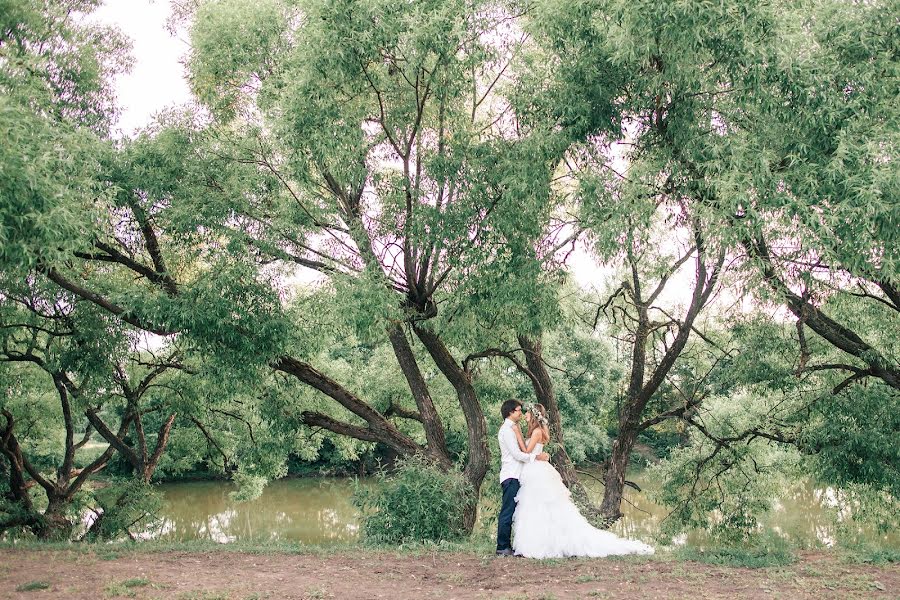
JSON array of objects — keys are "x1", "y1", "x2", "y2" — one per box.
[{"x1": 522, "y1": 429, "x2": 542, "y2": 454}]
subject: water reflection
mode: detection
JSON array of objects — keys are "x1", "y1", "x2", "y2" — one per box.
[
  {"x1": 593, "y1": 476, "x2": 899, "y2": 548},
  {"x1": 147, "y1": 476, "x2": 897, "y2": 548},
  {"x1": 150, "y1": 479, "x2": 362, "y2": 544}
]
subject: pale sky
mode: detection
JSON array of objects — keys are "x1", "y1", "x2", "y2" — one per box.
[{"x1": 92, "y1": 0, "x2": 191, "y2": 135}]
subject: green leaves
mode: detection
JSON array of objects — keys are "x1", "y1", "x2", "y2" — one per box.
[
  {"x1": 0, "y1": 0, "x2": 131, "y2": 130},
  {"x1": 651, "y1": 391, "x2": 803, "y2": 541},
  {"x1": 189, "y1": 0, "x2": 292, "y2": 119},
  {"x1": 353, "y1": 454, "x2": 472, "y2": 544},
  {"x1": 806, "y1": 384, "x2": 900, "y2": 502},
  {"x1": 170, "y1": 258, "x2": 291, "y2": 369},
  {"x1": 0, "y1": 98, "x2": 106, "y2": 276}
]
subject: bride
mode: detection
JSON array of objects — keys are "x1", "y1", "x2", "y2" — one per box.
[{"x1": 511, "y1": 404, "x2": 654, "y2": 559}]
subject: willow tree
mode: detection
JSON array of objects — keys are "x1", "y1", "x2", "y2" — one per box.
[
  {"x1": 722, "y1": 0, "x2": 899, "y2": 392},
  {"x1": 2, "y1": 0, "x2": 570, "y2": 530},
  {"x1": 0, "y1": 277, "x2": 188, "y2": 538},
  {"x1": 648, "y1": 0, "x2": 900, "y2": 532},
  {"x1": 181, "y1": 0, "x2": 572, "y2": 521},
  {"x1": 517, "y1": 0, "x2": 751, "y2": 521},
  {"x1": 523, "y1": 0, "x2": 897, "y2": 522},
  {"x1": 0, "y1": 0, "x2": 130, "y2": 275},
  {"x1": 0, "y1": 0, "x2": 128, "y2": 537}
]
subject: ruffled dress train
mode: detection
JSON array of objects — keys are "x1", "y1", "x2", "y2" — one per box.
[{"x1": 512, "y1": 444, "x2": 654, "y2": 559}]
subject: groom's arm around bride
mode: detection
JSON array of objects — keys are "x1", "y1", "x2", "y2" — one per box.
[{"x1": 496, "y1": 399, "x2": 549, "y2": 556}]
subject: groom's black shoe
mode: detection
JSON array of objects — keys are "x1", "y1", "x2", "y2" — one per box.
[{"x1": 495, "y1": 548, "x2": 515, "y2": 557}]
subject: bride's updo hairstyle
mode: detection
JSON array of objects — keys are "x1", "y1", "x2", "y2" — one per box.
[{"x1": 527, "y1": 404, "x2": 550, "y2": 439}]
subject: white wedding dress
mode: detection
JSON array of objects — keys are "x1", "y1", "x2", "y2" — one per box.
[{"x1": 512, "y1": 443, "x2": 654, "y2": 559}]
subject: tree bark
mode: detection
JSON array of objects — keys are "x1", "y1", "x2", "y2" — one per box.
[
  {"x1": 272, "y1": 355, "x2": 428, "y2": 457},
  {"x1": 0, "y1": 411, "x2": 36, "y2": 517},
  {"x1": 86, "y1": 409, "x2": 142, "y2": 469},
  {"x1": 387, "y1": 324, "x2": 450, "y2": 465},
  {"x1": 517, "y1": 334, "x2": 608, "y2": 523},
  {"x1": 414, "y1": 324, "x2": 489, "y2": 533},
  {"x1": 143, "y1": 413, "x2": 176, "y2": 482},
  {"x1": 37, "y1": 495, "x2": 73, "y2": 540},
  {"x1": 517, "y1": 335, "x2": 579, "y2": 488}
]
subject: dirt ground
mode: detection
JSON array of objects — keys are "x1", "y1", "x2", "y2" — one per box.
[{"x1": 0, "y1": 548, "x2": 897, "y2": 600}]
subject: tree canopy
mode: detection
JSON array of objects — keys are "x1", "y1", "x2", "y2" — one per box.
[{"x1": 0, "y1": 0, "x2": 896, "y2": 541}]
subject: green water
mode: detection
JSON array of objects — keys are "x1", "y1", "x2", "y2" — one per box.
[
  {"x1": 150, "y1": 478, "x2": 364, "y2": 544},
  {"x1": 581, "y1": 476, "x2": 899, "y2": 549},
  {"x1": 149, "y1": 475, "x2": 897, "y2": 548}
]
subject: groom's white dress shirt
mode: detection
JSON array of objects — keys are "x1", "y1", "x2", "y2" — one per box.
[{"x1": 498, "y1": 418, "x2": 536, "y2": 483}]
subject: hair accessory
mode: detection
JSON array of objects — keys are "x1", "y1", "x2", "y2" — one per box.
[{"x1": 530, "y1": 405, "x2": 549, "y2": 427}]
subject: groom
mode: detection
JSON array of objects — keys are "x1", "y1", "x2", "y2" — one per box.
[{"x1": 496, "y1": 399, "x2": 550, "y2": 556}]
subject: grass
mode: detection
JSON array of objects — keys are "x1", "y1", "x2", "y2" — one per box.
[
  {"x1": 673, "y1": 545, "x2": 794, "y2": 568},
  {"x1": 0, "y1": 532, "x2": 501, "y2": 558},
  {"x1": 439, "y1": 572, "x2": 466, "y2": 584},
  {"x1": 15, "y1": 581, "x2": 51, "y2": 592},
  {"x1": 841, "y1": 542, "x2": 900, "y2": 565},
  {"x1": 104, "y1": 577, "x2": 153, "y2": 597},
  {"x1": 672, "y1": 534, "x2": 796, "y2": 568},
  {"x1": 4, "y1": 534, "x2": 898, "y2": 572},
  {"x1": 0, "y1": 535, "x2": 786, "y2": 571}
]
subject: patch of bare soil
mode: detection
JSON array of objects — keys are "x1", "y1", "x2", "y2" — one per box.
[{"x1": 0, "y1": 549, "x2": 897, "y2": 600}]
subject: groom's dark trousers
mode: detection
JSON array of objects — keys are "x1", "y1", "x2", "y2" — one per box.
[{"x1": 496, "y1": 477, "x2": 520, "y2": 551}]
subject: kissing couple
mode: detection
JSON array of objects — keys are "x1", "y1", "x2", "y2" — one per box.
[{"x1": 495, "y1": 399, "x2": 654, "y2": 559}]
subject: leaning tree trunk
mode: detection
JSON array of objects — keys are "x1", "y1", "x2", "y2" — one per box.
[
  {"x1": 746, "y1": 235, "x2": 900, "y2": 390},
  {"x1": 272, "y1": 356, "x2": 427, "y2": 457},
  {"x1": 86, "y1": 408, "x2": 178, "y2": 484},
  {"x1": 518, "y1": 335, "x2": 580, "y2": 487},
  {"x1": 414, "y1": 324, "x2": 490, "y2": 533},
  {"x1": 387, "y1": 324, "x2": 451, "y2": 466},
  {"x1": 517, "y1": 334, "x2": 608, "y2": 522}
]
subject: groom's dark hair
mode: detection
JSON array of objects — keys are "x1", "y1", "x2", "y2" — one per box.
[{"x1": 500, "y1": 399, "x2": 523, "y2": 419}]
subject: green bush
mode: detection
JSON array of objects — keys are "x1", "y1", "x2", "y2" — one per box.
[{"x1": 352, "y1": 455, "x2": 472, "y2": 544}]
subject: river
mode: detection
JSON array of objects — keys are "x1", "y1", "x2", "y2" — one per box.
[{"x1": 146, "y1": 474, "x2": 897, "y2": 548}]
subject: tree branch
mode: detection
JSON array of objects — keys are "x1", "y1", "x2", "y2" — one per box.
[{"x1": 42, "y1": 267, "x2": 176, "y2": 336}]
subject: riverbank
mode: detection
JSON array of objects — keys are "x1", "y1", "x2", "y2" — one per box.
[{"x1": 1, "y1": 546, "x2": 897, "y2": 599}]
